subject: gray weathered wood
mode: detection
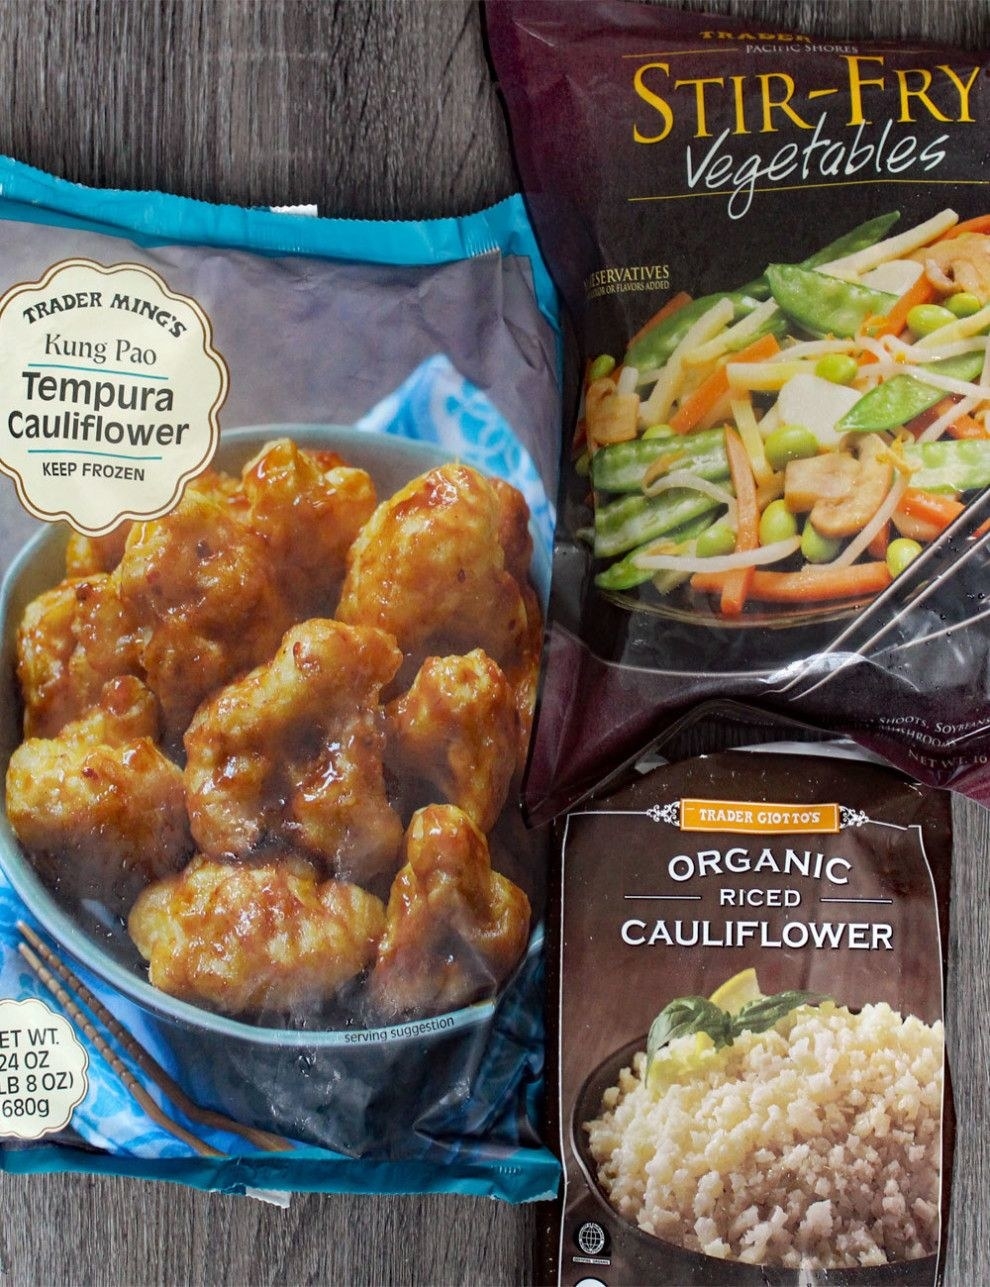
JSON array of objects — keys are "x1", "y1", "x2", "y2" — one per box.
[{"x1": 0, "y1": 1, "x2": 986, "y2": 1283}]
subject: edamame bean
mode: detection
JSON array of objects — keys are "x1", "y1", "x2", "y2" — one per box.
[
  {"x1": 814, "y1": 353, "x2": 858, "y2": 385},
  {"x1": 758, "y1": 499, "x2": 798, "y2": 546},
  {"x1": 801, "y1": 520, "x2": 842, "y2": 564},
  {"x1": 907, "y1": 303, "x2": 957, "y2": 336},
  {"x1": 764, "y1": 424, "x2": 819, "y2": 472},
  {"x1": 588, "y1": 354, "x2": 617, "y2": 382},
  {"x1": 946, "y1": 292, "x2": 982, "y2": 318},
  {"x1": 696, "y1": 523, "x2": 737, "y2": 558},
  {"x1": 574, "y1": 450, "x2": 591, "y2": 477},
  {"x1": 886, "y1": 537, "x2": 923, "y2": 577}
]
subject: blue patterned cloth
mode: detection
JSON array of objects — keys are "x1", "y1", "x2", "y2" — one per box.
[{"x1": 0, "y1": 358, "x2": 556, "y2": 1192}]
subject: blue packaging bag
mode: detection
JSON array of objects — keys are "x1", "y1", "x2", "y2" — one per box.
[{"x1": 0, "y1": 157, "x2": 560, "y2": 1201}]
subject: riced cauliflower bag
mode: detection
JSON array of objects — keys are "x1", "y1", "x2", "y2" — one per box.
[
  {"x1": 547, "y1": 707, "x2": 954, "y2": 1285},
  {"x1": 487, "y1": 0, "x2": 990, "y2": 823},
  {"x1": 0, "y1": 157, "x2": 560, "y2": 1200}
]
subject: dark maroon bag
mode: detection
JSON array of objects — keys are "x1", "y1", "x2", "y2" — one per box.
[{"x1": 488, "y1": 0, "x2": 990, "y2": 824}]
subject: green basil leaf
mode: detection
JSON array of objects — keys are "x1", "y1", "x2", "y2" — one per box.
[
  {"x1": 646, "y1": 996, "x2": 732, "y2": 1071},
  {"x1": 731, "y1": 990, "x2": 828, "y2": 1038}
]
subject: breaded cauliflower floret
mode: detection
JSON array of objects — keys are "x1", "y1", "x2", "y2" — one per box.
[
  {"x1": 5, "y1": 676, "x2": 191, "y2": 911},
  {"x1": 489, "y1": 475, "x2": 534, "y2": 587},
  {"x1": 64, "y1": 523, "x2": 132, "y2": 577},
  {"x1": 128, "y1": 853, "x2": 386, "y2": 1017},
  {"x1": 184, "y1": 619, "x2": 404, "y2": 886},
  {"x1": 16, "y1": 573, "x2": 145, "y2": 739},
  {"x1": 239, "y1": 438, "x2": 377, "y2": 615},
  {"x1": 508, "y1": 580, "x2": 543, "y2": 765},
  {"x1": 370, "y1": 804, "x2": 530, "y2": 1020},
  {"x1": 116, "y1": 486, "x2": 294, "y2": 741},
  {"x1": 387, "y1": 650, "x2": 519, "y2": 832},
  {"x1": 337, "y1": 464, "x2": 534, "y2": 674}
]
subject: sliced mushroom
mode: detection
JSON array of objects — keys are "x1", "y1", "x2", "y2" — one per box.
[
  {"x1": 784, "y1": 453, "x2": 859, "y2": 513},
  {"x1": 585, "y1": 377, "x2": 639, "y2": 450},
  {"x1": 784, "y1": 435, "x2": 893, "y2": 539},
  {"x1": 910, "y1": 233, "x2": 990, "y2": 303}
]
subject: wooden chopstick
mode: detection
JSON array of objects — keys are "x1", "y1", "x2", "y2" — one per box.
[
  {"x1": 18, "y1": 940, "x2": 223, "y2": 1158},
  {"x1": 18, "y1": 923, "x2": 293, "y2": 1155}
]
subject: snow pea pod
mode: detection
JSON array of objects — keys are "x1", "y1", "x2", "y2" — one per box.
[
  {"x1": 595, "y1": 489, "x2": 722, "y2": 559},
  {"x1": 902, "y1": 439, "x2": 990, "y2": 493},
  {"x1": 626, "y1": 213, "x2": 903, "y2": 372},
  {"x1": 624, "y1": 290, "x2": 764, "y2": 373},
  {"x1": 591, "y1": 428, "x2": 727, "y2": 494},
  {"x1": 837, "y1": 352, "x2": 987, "y2": 433},
  {"x1": 767, "y1": 263, "x2": 896, "y2": 339},
  {"x1": 595, "y1": 512, "x2": 717, "y2": 591},
  {"x1": 801, "y1": 211, "x2": 901, "y2": 271},
  {"x1": 733, "y1": 213, "x2": 901, "y2": 300}
]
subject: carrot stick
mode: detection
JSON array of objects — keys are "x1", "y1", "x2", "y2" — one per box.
[
  {"x1": 627, "y1": 291, "x2": 692, "y2": 349},
  {"x1": 720, "y1": 427, "x2": 759, "y2": 617},
  {"x1": 693, "y1": 562, "x2": 892, "y2": 603},
  {"x1": 691, "y1": 570, "x2": 728, "y2": 594},
  {"x1": 939, "y1": 214, "x2": 990, "y2": 240},
  {"x1": 868, "y1": 521, "x2": 890, "y2": 560},
  {"x1": 670, "y1": 333, "x2": 781, "y2": 435},
  {"x1": 864, "y1": 274, "x2": 937, "y2": 339},
  {"x1": 903, "y1": 397, "x2": 988, "y2": 440},
  {"x1": 896, "y1": 489, "x2": 965, "y2": 531},
  {"x1": 947, "y1": 413, "x2": 990, "y2": 440}
]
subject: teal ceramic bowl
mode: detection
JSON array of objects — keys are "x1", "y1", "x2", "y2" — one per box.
[{"x1": 0, "y1": 425, "x2": 547, "y2": 1150}]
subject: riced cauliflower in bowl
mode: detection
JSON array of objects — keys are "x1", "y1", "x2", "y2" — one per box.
[{"x1": 580, "y1": 994, "x2": 943, "y2": 1273}]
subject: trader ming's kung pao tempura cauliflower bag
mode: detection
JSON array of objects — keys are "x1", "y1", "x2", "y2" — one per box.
[
  {"x1": 0, "y1": 158, "x2": 560, "y2": 1199},
  {"x1": 487, "y1": 0, "x2": 990, "y2": 823}
]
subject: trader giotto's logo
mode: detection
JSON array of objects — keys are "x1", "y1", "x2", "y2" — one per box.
[{"x1": 646, "y1": 798, "x2": 855, "y2": 834}]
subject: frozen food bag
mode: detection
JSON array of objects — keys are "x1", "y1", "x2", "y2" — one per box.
[
  {"x1": 486, "y1": 0, "x2": 990, "y2": 823},
  {"x1": 547, "y1": 728, "x2": 954, "y2": 1285},
  {"x1": 0, "y1": 156, "x2": 561, "y2": 1199}
]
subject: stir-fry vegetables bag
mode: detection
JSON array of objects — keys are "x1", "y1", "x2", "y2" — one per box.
[
  {"x1": 0, "y1": 157, "x2": 561, "y2": 1200},
  {"x1": 544, "y1": 720, "x2": 955, "y2": 1285},
  {"x1": 487, "y1": 0, "x2": 990, "y2": 823}
]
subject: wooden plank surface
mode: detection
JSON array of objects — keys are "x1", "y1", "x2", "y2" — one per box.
[{"x1": 0, "y1": 1, "x2": 987, "y2": 1283}]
